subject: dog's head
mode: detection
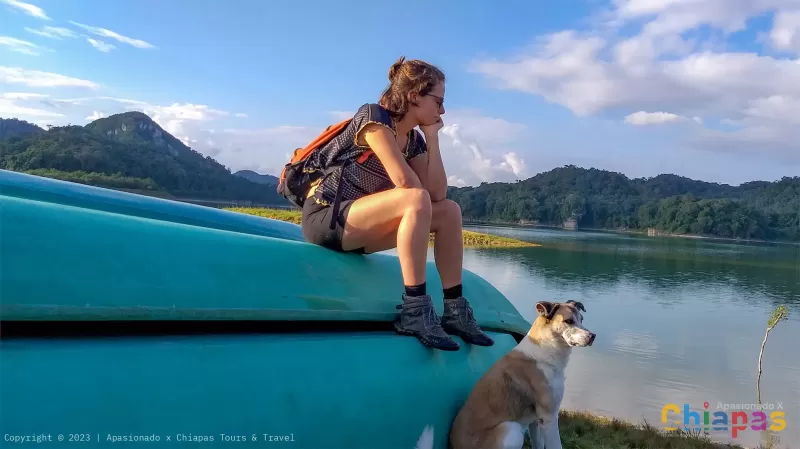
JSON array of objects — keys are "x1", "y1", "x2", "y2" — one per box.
[{"x1": 533, "y1": 300, "x2": 595, "y2": 347}]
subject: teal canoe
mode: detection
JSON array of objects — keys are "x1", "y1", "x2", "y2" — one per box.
[{"x1": 0, "y1": 169, "x2": 531, "y2": 449}]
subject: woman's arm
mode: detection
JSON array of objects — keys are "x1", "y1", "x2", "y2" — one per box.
[
  {"x1": 410, "y1": 122, "x2": 448, "y2": 201},
  {"x1": 361, "y1": 123, "x2": 423, "y2": 189}
]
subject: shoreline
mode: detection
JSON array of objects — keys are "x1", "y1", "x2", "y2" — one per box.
[
  {"x1": 548, "y1": 409, "x2": 752, "y2": 449},
  {"x1": 463, "y1": 220, "x2": 799, "y2": 246},
  {"x1": 224, "y1": 207, "x2": 541, "y2": 248}
]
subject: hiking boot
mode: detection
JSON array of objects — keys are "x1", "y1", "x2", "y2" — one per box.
[
  {"x1": 394, "y1": 294, "x2": 460, "y2": 351},
  {"x1": 441, "y1": 296, "x2": 495, "y2": 347}
]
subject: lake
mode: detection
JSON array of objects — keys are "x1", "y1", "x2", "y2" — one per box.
[{"x1": 393, "y1": 226, "x2": 800, "y2": 448}]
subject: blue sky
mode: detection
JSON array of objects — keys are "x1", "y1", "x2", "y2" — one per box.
[{"x1": 2, "y1": 0, "x2": 799, "y2": 186}]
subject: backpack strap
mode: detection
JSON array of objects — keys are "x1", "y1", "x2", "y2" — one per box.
[
  {"x1": 278, "y1": 118, "x2": 351, "y2": 188},
  {"x1": 328, "y1": 161, "x2": 349, "y2": 230}
]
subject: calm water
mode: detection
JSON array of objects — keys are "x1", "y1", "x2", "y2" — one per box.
[{"x1": 395, "y1": 226, "x2": 800, "y2": 448}]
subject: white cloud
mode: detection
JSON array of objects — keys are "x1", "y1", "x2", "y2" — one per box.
[
  {"x1": 68, "y1": 21, "x2": 155, "y2": 49},
  {"x1": 87, "y1": 38, "x2": 115, "y2": 53},
  {"x1": 85, "y1": 111, "x2": 105, "y2": 121},
  {"x1": 471, "y1": 1, "x2": 800, "y2": 159},
  {"x1": 0, "y1": 92, "x2": 48, "y2": 100},
  {"x1": 24, "y1": 26, "x2": 77, "y2": 40},
  {"x1": 0, "y1": 96, "x2": 63, "y2": 119},
  {"x1": 0, "y1": 66, "x2": 99, "y2": 89},
  {"x1": 234, "y1": 112, "x2": 248, "y2": 118},
  {"x1": 0, "y1": 36, "x2": 48, "y2": 56},
  {"x1": 1, "y1": 0, "x2": 49, "y2": 20},
  {"x1": 438, "y1": 111, "x2": 531, "y2": 186},
  {"x1": 743, "y1": 94, "x2": 800, "y2": 124},
  {"x1": 447, "y1": 175, "x2": 467, "y2": 187},
  {"x1": 771, "y1": 9, "x2": 800, "y2": 53},
  {"x1": 624, "y1": 111, "x2": 701, "y2": 125},
  {"x1": 612, "y1": 0, "x2": 794, "y2": 36},
  {"x1": 499, "y1": 152, "x2": 527, "y2": 177}
]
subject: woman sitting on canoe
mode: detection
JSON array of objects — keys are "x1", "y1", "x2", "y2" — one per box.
[{"x1": 299, "y1": 57, "x2": 493, "y2": 351}]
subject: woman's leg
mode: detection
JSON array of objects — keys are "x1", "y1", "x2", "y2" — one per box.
[
  {"x1": 430, "y1": 199, "x2": 463, "y2": 289},
  {"x1": 343, "y1": 194, "x2": 493, "y2": 348},
  {"x1": 341, "y1": 187, "x2": 431, "y2": 285},
  {"x1": 354, "y1": 198, "x2": 464, "y2": 288},
  {"x1": 429, "y1": 199, "x2": 494, "y2": 347},
  {"x1": 341, "y1": 188, "x2": 460, "y2": 350}
]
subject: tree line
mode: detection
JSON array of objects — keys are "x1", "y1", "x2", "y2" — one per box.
[{"x1": 446, "y1": 166, "x2": 799, "y2": 241}]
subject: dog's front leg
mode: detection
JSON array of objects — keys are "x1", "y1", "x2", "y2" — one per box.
[
  {"x1": 541, "y1": 414, "x2": 562, "y2": 449},
  {"x1": 527, "y1": 421, "x2": 544, "y2": 449}
]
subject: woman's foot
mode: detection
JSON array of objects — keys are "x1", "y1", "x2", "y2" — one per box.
[
  {"x1": 441, "y1": 296, "x2": 495, "y2": 346},
  {"x1": 394, "y1": 294, "x2": 460, "y2": 351}
]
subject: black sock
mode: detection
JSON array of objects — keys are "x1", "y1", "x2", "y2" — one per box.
[
  {"x1": 404, "y1": 282, "x2": 426, "y2": 297},
  {"x1": 443, "y1": 284, "x2": 462, "y2": 299}
]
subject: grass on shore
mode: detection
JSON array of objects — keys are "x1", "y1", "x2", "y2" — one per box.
[
  {"x1": 225, "y1": 207, "x2": 540, "y2": 248},
  {"x1": 523, "y1": 410, "x2": 753, "y2": 449}
]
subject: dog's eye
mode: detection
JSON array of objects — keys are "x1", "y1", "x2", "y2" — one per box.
[{"x1": 564, "y1": 319, "x2": 575, "y2": 325}]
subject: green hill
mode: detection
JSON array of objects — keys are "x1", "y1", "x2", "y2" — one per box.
[
  {"x1": 0, "y1": 112, "x2": 287, "y2": 205},
  {"x1": 0, "y1": 118, "x2": 44, "y2": 140},
  {"x1": 446, "y1": 166, "x2": 799, "y2": 242},
  {"x1": 234, "y1": 169, "x2": 278, "y2": 185}
]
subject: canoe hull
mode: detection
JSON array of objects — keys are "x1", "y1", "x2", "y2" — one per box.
[
  {"x1": 0, "y1": 170, "x2": 531, "y2": 449},
  {"x1": 2, "y1": 332, "x2": 516, "y2": 448}
]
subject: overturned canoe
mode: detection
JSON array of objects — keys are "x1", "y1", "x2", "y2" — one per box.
[{"x1": 0, "y1": 170, "x2": 530, "y2": 449}]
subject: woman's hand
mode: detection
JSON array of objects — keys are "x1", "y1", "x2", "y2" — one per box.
[{"x1": 420, "y1": 117, "x2": 444, "y2": 139}]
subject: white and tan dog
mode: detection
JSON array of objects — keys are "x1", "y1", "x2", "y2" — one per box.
[{"x1": 448, "y1": 300, "x2": 595, "y2": 449}]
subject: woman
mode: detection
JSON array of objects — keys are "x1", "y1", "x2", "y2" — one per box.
[{"x1": 300, "y1": 56, "x2": 494, "y2": 351}]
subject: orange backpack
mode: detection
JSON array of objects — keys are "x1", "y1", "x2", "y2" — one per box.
[{"x1": 276, "y1": 119, "x2": 352, "y2": 208}]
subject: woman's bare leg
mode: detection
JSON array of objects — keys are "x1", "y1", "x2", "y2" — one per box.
[
  {"x1": 430, "y1": 199, "x2": 463, "y2": 289},
  {"x1": 356, "y1": 198, "x2": 464, "y2": 289},
  {"x1": 340, "y1": 188, "x2": 464, "y2": 350},
  {"x1": 430, "y1": 199, "x2": 494, "y2": 347},
  {"x1": 341, "y1": 187, "x2": 432, "y2": 286},
  {"x1": 341, "y1": 192, "x2": 492, "y2": 349}
]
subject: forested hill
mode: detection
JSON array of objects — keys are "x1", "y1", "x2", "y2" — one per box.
[
  {"x1": 446, "y1": 166, "x2": 799, "y2": 242},
  {"x1": 0, "y1": 113, "x2": 286, "y2": 205},
  {"x1": 0, "y1": 118, "x2": 44, "y2": 140}
]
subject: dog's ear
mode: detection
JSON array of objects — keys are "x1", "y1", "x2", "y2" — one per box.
[
  {"x1": 566, "y1": 300, "x2": 586, "y2": 312},
  {"x1": 535, "y1": 301, "x2": 558, "y2": 319}
]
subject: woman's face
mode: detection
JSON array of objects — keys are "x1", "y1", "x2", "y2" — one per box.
[{"x1": 414, "y1": 81, "x2": 445, "y2": 126}]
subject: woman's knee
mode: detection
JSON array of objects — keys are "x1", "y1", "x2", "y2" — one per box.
[
  {"x1": 402, "y1": 187, "x2": 432, "y2": 217},
  {"x1": 432, "y1": 199, "x2": 463, "y2": 230}
]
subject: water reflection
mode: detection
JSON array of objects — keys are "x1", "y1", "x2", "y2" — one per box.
[
  {"x1": 465, "y1": 226, "x2": 800, "y2": 311},
  {"x1": 392, "y1": 227, "x2": 800, "y2": 447}
]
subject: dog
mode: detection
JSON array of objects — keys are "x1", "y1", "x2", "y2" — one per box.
[{"x1": 447, "y1": 300, "x2": 595, "y2": 449}]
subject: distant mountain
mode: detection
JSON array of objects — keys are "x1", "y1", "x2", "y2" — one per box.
[
  {"x1": 85, "y1": 111, "x2": 188, "y2": 158},
  {"x1": 234, "y1": 170, "x2": 278, "y2": 185},
  {"x1": 0, "y1": 118, "x2": 44, "y2": 140},
  {"x1": 0, "y1": 113, "x2": 287, "y2": 205},
  {"x1": 447, "y1": 165, "x2": 799, "y2": 241}
]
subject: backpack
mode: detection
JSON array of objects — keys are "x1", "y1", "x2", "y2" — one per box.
[{"x1": 276, "y1": 118, "x2": 352, "y2": 209}]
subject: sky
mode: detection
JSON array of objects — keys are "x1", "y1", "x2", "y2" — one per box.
[{"x1": 1, "y1": 0, "x2": 799, "y2": 187}]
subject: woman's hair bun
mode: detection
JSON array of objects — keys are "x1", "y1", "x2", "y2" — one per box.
[{"x1": 388, "y1": 56, "x2": 406, "y2": 82}]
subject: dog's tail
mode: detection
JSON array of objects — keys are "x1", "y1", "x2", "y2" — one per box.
[{"x1": 414, "y1": 425, "x2": 435, "y2": 449}]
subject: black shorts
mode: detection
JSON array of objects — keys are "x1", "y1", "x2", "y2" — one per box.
[{"x1": 301, "y1": 199, "x2": 365, "y2": 254}]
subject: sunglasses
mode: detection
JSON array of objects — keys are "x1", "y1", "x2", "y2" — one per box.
[{"x1": 427, "y1": 94, "x2": 444, "y2": 107}]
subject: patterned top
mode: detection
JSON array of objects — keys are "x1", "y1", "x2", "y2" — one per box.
[{"x1": 306, "y1": 103, "x2": 428, "y2": 207}]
